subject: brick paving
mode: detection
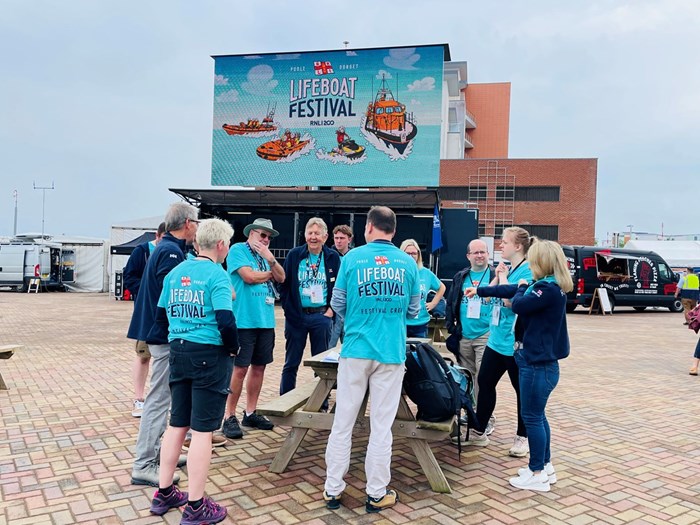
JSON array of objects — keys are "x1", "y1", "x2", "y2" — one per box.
[{"x1": 1, "y1": 292, "x2": 700, "y2": 524}]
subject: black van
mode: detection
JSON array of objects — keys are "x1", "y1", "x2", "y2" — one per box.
[{"x1": 563, "y1": 246, "x2": 682, "y2": 313}]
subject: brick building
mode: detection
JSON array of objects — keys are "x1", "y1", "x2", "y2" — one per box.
[{"x1": 439, "y1": 74, "x2": 597, "y2": 246}]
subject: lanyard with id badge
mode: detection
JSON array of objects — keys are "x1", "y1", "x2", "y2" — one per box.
[
  {"x1": 492, "y1": 259, "x2": 526, "y2": 327},
  {"x1": 303, "y1": 252, "x2": 325, "y2": 305},
  {"x1": 246, "y1": 242, "x2": 279, "y2": 305},
  {"x1": 465, "y1": 269, "x2": 489, "y2": 320}
]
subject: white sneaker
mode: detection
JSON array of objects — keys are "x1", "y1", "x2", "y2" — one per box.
[
  {"x1": 485, "y1": 416, "x2": 495, "y2": 436},
  {"x1": 452, "y1": 429, "x2": 489, "y2": 447},
  {"x1": 509, "y1": 469, "x2": 550, "y2": 492},
  {"x1": 132, "y1": 399, "x2": 144, "y2": 418},
  {"x1": 508, "y1": 435, "x2": 529, "y2": 457},
  {"x1": 518, "y1": 462, "x2": 557, "y2": 484}
]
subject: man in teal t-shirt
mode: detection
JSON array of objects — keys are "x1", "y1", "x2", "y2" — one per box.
[
  {"x1": 323, "y1": 206, "x2": 420, "y2": 513},
  {"x1": 221, "y1": 218, "x2": 286, "y2": 440}
]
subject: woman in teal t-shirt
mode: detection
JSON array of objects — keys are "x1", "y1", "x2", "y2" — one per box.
[
  {"x1": 400, "y1": 239, "x2": 446, "y2": 338},
  {"x1": 459, "y1": 227, "x2": 533, "y2": 459}
]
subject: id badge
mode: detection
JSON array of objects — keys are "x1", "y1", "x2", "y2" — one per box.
[
  {"x1": 467, "y1": 298, "x2": 481, "y2": 319},
  {"x1": 309, "y1": 284, "x2": 324, "y2": 303},
  {"x1": 491, "y1": 304, "x2": 501, "y2": 326},
  {"x1": 511, "y1": 314, "x2": 518, "y2": 333},
  {"x1": 265, "y1": 296, "x2": 275, "y2": 305}
]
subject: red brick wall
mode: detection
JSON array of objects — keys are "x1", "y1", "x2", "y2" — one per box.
[
  {"x1": 465, "y1": 83, "x2": 511, "y2": 158},
  {"x1": 440, "y1": 158, "x2": 598, "y2": 245}
]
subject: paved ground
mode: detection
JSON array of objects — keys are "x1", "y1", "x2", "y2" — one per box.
[{"x1": 1, "y1": 292, "x2": 700, "y2": 525}]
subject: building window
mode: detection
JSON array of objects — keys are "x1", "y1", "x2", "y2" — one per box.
[
  {"x1": 514, "y1": 186, "x2": 560, "y2": 202},
  {"x1": 516, "y1": 225, "x2": 559, "y2": 241},
  {"x1": 478, "y1": 224, "x2": 486, "y2": 237},
  {"x1": 440, "y1": 187, "x2": 470, "y2": 201},
  {"x1": 468, "y1": 186, "x2": 487, "y2": 200},
  {"x1": 495, "y1": 186, "x2": 514, "y2": 201},
  {"x1": 494, "y1": 224, "x2": 510, "y2": 237}
]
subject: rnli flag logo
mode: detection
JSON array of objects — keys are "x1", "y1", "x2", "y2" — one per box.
[
  {"x1": 181, "y1": 276, "x2": 191, "y2": 286},
  {"x1": 374, "y1": 256, "x2": 389, "y2": 265},
  {"x1": 314, "y1": 61, "x2": 334, "y2": 75}
]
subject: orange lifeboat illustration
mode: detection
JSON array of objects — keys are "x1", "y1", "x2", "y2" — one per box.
[
  {"x1": 256, "y1": 129, "x2": 310, "y2": 161},
  {"x1": 222, "y1": 104, "x2": 277, "y2": 136},
  {"x1": 364, "y1": 76, "x2": 417, "y2": 153}
]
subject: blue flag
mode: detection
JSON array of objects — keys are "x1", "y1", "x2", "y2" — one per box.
[{"x1": 431, "y1": 204, "x2": 443, "y2": 252}]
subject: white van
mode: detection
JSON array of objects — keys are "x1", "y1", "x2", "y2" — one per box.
[{"x1": 0, "y1": 241, "x2": 74, "y2": 291}]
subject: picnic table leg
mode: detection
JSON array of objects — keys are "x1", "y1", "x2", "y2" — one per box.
[
  {"x1": 269, "y1": 427, "x2": 310, "y2": 473},
  {"x1": 395, "y1": 396, "x2": 452, "y2": 494},
  {"x1": 269, "y1": 378, "x2": 336, "y2": 473}
]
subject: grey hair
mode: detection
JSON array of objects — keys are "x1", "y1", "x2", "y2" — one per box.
[
  {"x1": 165, "y1": 202, "x2": 199, "y2": 231},
  {"x1": 196, "y1": 218, "x2": 234, "y2": 250},
  {"x1": 305, "y1": 217, "x2": 328, "y2": 235}
]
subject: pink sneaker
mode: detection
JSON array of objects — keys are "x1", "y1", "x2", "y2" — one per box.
[
  {"x1": 180, "y1": 496, "x2": 227, "y2": 525},
  {"x1": 149, "y1": 486, "x2": 188, "y2": 515}
]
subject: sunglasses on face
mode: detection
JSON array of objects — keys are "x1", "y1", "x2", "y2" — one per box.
[{"x1": 255, "y1": 231, "x2": 270, "y2": 239}]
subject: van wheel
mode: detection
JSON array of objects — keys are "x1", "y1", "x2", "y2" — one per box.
[
  {"x1": 633, "y1": 306, "x2": 647, "y2": 312},
  {"x1": 669, "y1": 299, "x2": 684, "y2": 313}
]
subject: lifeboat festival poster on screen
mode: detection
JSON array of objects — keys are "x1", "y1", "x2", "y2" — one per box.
[{"x1": 211, "y1": 45, "x2": 444, "y2": 187}]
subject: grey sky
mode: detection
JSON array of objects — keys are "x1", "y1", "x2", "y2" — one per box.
[{"x1": 1, "y1": 1, "x2": 698, "y2": 243}]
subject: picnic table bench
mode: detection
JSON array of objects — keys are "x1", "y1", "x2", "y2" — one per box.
[{"x1": 0, "y1": 344, "x2": 22, "y2": 390}]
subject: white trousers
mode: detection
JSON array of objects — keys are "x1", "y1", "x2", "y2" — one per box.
[{"x1": 324, "y1": 357, "x2": 404, "y2": 499}]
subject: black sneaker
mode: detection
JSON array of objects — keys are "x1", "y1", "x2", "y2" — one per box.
[
  {"x1": 241, "y1": 410, "x2": 274, "y2": 430},
  {"x1": 222, "y1": 415, "x2": 243, "y2": 439}
]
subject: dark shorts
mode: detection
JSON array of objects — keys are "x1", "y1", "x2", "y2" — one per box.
[
  {"x1": 234, "y1": 328, "x2": 275, "y2": 368},
  {"x1": 168, "y1": 339, "x2": 234, "y2": 432}
]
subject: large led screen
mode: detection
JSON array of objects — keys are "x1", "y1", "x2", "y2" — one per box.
[{"x1": 211, "y1": 45, "x2": 445, "y2": 187}]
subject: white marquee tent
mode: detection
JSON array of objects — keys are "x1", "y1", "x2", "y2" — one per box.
[{"x1": 624, "y1": 240, "x2": 700, "y2": 269}]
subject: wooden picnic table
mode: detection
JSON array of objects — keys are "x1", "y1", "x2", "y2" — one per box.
[{"x1": 258, "y1": 347, "x2": 456, "y2": 493}]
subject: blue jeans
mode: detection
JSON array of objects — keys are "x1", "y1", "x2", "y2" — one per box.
[
  {"x1": 280, "y1": 313, "x2": 332, "y2": 394},
  {"x1": 515, "y1": 351, "x2": 559, "y2": 472}
]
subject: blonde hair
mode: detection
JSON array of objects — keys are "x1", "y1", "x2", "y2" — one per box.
[
  {"x1": 527, "y1": 240, "x2": 573, "y2": 292},
  {"x1": 503, "y1": 226, "x2": 534, "y2": 254},
  {"x1": 196, "y1": 218, "x2": 234, "y2": 250},
  {"x1": 400, "y1": 239, "x2": 423, "y2": 268}
]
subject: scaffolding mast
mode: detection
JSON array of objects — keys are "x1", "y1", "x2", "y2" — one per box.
[{"x1": 469, "y1": 160, "x2": 515, "y2": 236}]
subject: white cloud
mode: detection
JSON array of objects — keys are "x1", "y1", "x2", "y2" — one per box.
[
  {"x1": 242, "y1": 64, "x2": 278, "y2": 96},
  {"x1": 407, "y1": 77, "x2": 435, "y2": 92},
  {"x1": 376, "y1": 69, "x2": 392, "y2": 80},
  {"x1": 216, "y1": 89, "x2": 239, "y2": 103},
  {"x1": 410, "y1": 99, "x2": 422, "y2": 106},
  {"x1": 273, "y1": 54, "x2": 300, "y2": 60},
  {"x1": 346, "y1": 50, "x2": 358, "y2": 56},
  {"x1": 383, "y1": 47, "x2": 420, "y2": 70},
  {"x1": 214, "y1": 74, "x2": 228, "y2": 86}
]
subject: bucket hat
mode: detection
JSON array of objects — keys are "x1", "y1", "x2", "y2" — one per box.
[{"x1": 243, "y1": 218, "x2": 279, "y2": 238}]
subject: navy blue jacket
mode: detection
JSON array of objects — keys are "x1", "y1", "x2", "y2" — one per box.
[
  {"x1": 123, "y1": 242, "x2": 151, "y2": 299},
  {"x1": 445, "y1": 265, "x2": 493, "y2": 337},
  {"x1": 126, "y1": 233, "x2": 187, "y2": 343},
  {"x1": 477, "y1": 281, "x2": 570, "y2": 364},
  {"x1": 280, "y1": 244, "x2": 340, "y2": 326}
]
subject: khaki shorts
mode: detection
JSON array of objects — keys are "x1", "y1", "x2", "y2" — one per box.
[{"x1": 135, "y1": 340, "x2": 151, "y2": 359}]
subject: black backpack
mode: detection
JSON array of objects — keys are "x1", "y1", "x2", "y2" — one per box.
[{"x1": 403, "y1": 342, "x2": 461, "y2": 423}]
